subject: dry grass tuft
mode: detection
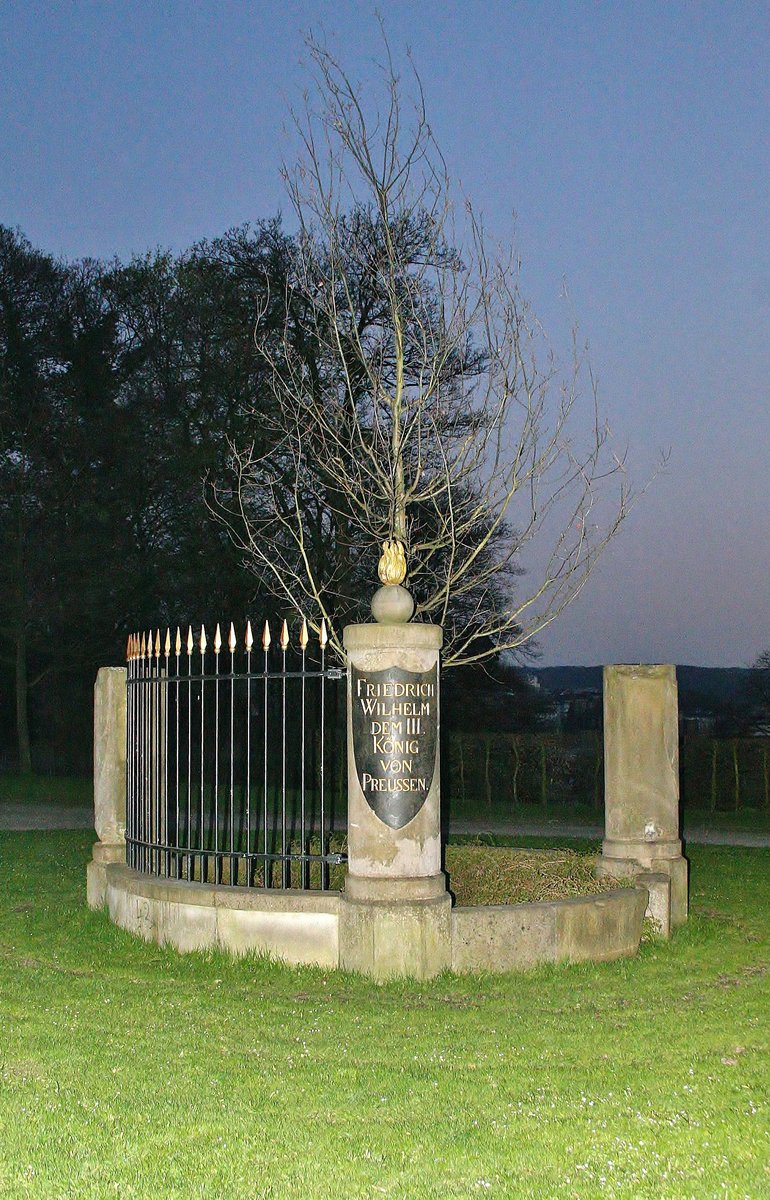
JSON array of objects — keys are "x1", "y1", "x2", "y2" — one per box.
[
  {"x1": 181, "y1": 839, "x2": 625, "y2": 905},
  {"x1": 445, "y1": 843, "x2": 625, "y2": 907}
]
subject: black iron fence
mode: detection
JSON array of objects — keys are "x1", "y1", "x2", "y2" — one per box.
[{"x1": 126, "y1": 618, "x2": 346, "y2": 890}]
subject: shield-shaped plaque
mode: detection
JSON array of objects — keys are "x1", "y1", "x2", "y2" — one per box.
[{"x1": 351, "y1": 663, "x2": 438, "y2": 829}]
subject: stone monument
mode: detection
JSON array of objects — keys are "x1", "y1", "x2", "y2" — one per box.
[
  {"x1": 338, "y1": 541, "x2": 451, "y2": 978},
  {"x1": 597, "y1": 664, "x2": 688, "y2": 926},
  {"x1": 86, "y1": 666, "x2": 127, "y2": 908}
]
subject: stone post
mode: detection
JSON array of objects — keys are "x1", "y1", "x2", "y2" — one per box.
[
  {"x1": 597, "y1": 665, "x2": 688, "y2": 926},
  {"x1": 337, "y1": 578, "x2": 451, "y2": 978},
  {"x1": 86, "y1": 666, "x2": 127, "y2": 909}
]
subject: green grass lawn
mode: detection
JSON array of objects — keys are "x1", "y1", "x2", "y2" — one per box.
[
  {"x1": 0, "y1": 832, "x2": 768, "y2": 1198},
  {"x1": 0, "y1": 774, "x2": 93, "y2": 809}
]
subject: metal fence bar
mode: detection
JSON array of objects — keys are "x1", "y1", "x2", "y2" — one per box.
[
  {"x1": 319, "y1": 619, "x2": 327, "y2": 891},
  {"x1": 300, "y1": 619, "x2": 307, "y2": 889},
  {"x1": 262, "y1": 621, "x2": 269, "y2": 885},
  {"x1": 245, "y1": 621, "x2": 253, "y2": 886},
  {"x1": 280, "y1": 620, "x2": 288, "y2": 888},
  {"x1": 125, "y1": 616, "x2": 345, "y2": 891}
]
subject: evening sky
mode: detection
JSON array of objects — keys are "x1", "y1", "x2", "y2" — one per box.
[{"x1": 1, "y1": 1, "x2": 767, "y2": 666}]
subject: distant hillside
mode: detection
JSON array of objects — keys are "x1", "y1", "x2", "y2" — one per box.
[
  {"x1": 534, "y1": 666, "x2": 603, "y2": 693},
  {"x1": 533, "y1": 665, "x2": 754, "y2": 712}
]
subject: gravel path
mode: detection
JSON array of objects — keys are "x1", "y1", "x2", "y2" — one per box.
[{"x1": 1, "y1": 803, "x2": 768, "y2": 846}]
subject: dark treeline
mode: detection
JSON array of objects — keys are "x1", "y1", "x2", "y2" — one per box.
[
  {"x1": 0, "y1": 221, "x2": 299, "y2": 774},
  {"x1": 1, "y1": 220, "x2": 549, "y2": 776}
]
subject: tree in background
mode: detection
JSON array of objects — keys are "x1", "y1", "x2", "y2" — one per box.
[
  {"x1": 0, "y1": 224, "x2": 287, "y2": 771},
  {"x1": 103, "y1": 222, "x2": 298, "y2": 627},
  {"x1": 213, "y1": 34, "x2": 631, "y2": 666},
  {"x1": 0, "y1": 229, "x2": 129, "y2": 770},
  {"x1": 747, "y1": 650, "x2": 770, "y2": 731}
]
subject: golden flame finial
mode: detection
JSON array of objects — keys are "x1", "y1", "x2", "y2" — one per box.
[{"x1": 378, "y1": 539, "x2": 407, "y2": 586}]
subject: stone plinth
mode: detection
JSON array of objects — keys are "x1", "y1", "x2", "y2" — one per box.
[
  {"x1": 339, "y1": 621, "x2": 451, "y2": 978},
  {"x1": 597, "y1": 665, "x2": 688, "y2": 926},
  {"x1": 87, "y1": 666, "x2": 127, "y2": 909}
]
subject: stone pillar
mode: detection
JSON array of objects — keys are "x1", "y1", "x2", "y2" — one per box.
[
  {"x1": 338, "y1": 619, "x2": 451, "y2": 978},
  {"x1": 597, "y1": 665, "x2": 688, "y2": 926},
  {"x1": 86, "y1": 666, "x2": 127, "y2": 909}
]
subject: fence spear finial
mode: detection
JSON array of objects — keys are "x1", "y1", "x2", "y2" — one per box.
[
  {"x1": 164, "y1": 628, "x2": 171, "y2": 658},
  {"x1": 300, "y1": 617, "x2": 309, "y2": 650},
  {"x1": 154, "y1": 629, "x2": 161, "y2": 659},
  {"x1": 245, "y1": 619, "x2": 254, "y2": 653},
  {"x1": 319, "y1": 618, "x2": 328, "y2": 649},
  {"x1": 280, "y1": 619, "x2": 289, "y2": 651},
  {"x1": 262, "y1": 620, "x2": 271, "y2": 651},
  {"x1": 146, "y1": 631, "x2": 153, "y2": 660},
  {"x1": 140, "y1": 632, "x2": 146, "y2": 658},
  {"x1": 228, "y1": 622, "x2": 236, "y2": 653},
  {"x1": 200, "y1": 624, "x2": 208, "y2": 655},
  {"x1": 175, "y1": 627, "x2": 182, "y2": 656},
  {"x1": 214, "y1": 623, "x2": 222, "y2": 655},
  {"x1": 186, "y1": 625, "x2": 194, "y2": 656}
]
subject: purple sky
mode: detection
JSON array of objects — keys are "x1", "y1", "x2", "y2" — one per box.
[{"x1": 2, "y1": 1, "x2": 768, "y2": 667}]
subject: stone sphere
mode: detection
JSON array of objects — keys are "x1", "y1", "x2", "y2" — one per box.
[{"x1": 371, "y1": 584, "x2": 415, "y2": 625}]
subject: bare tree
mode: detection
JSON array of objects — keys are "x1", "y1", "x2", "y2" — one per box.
[{"x1": 213, "y1": 32, "x2": 632, "y2": 666}]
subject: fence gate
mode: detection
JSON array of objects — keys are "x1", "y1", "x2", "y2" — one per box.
[{"x1": 125, "y1": 618, "x2": 345, "y2": 890}]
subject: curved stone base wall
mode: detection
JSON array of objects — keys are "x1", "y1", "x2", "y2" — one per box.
[
  {"x1": 451, "y1": 886, "x2": 648, "y2": 973},
  {"x1": 104, "y1": 864, "x2": 341, "y2": 968},
  {"x1": 101, "y1": 864, "x2": 649, "y2": 975}
]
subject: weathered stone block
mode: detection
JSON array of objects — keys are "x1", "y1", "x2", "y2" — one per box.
[
  {"x1": 86, "y1": 842, "x2": 125, "y2": 909},
  {"x1": 555, "y1": 887, "x2": 647, "y2": 963},
  {"x1": 93, "y1": 667, "x2": 127, "y2": 845},
  {"x1": 102, "y1": 865, "x2": 343, "y2": 966},
  {"x1": 452, "y1": 888, "x2": 647, "y2": 973},
  {"x1": 648, "y1": 855, "x2": 688, "y2": 926},
  {"x1": 338, "y1": 892, "x2": 452, "y2": 979},
  {"x1": 635, "y1": 872, "x2": 672, "y2": 938},
  {"x1": 600, "y1": 664, "x2": 688, "y2": 929},
  {"x1": 452, "y1": 902, "x2": 557, "y2": 973}
]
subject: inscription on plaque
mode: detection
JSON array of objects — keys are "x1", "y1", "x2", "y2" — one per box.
[{"x1": 351, "y1": 663, "x2": 438, "y2": 830}]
